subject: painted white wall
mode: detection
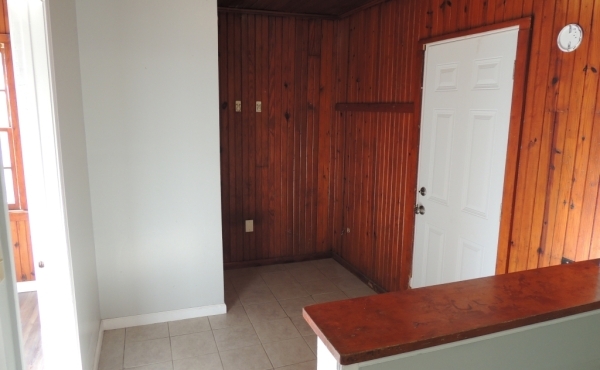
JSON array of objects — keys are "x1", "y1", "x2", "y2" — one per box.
[
  {"x1": 37, "y1": 0, "x2": 101, "y2": 368},
  {"x1": 74, "y1": 0, "x2": 225, "y2": 319},
  {"x1": 317, "y1": 309, "x2": 600, "y2": 370}
]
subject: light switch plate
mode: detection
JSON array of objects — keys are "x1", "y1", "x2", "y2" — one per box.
[
  {"x1": 245, "y1": 220, "x2": 254, "y2": 233},
  {"x1": 256, "y1": 101, "x2": 262, "y2": 112},
  {"x1": 235, "y1": 101, "x2": 242, "y2": 112}
]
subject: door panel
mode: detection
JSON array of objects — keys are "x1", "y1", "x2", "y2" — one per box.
[{"x1": 412, "y1": 28, "x2": 519, "y2": 289}]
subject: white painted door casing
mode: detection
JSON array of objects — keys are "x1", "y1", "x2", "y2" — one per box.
[{"x1": 412, "y1": 28, "x2": 519, "y2": 288}]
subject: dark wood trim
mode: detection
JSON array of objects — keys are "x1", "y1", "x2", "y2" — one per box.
[
  {"x1": 332, "y1": 252, "x2": 387, "y2": 293},
  {"x1": 305, "y1": 259, "x2": 600, "y2": 365},
  {"x1": 403, "y1": 17, "x2": 534, "y2": 288},
  {"x1": 217, "y1": 7, "x2": 337, "y2": 20},
  {"x1": 339, "y1": 0, "x2": 389, "y2": 19},
  {"x1": 223, "y1": 251, "x2": 332, "y2": 270},
  {"x1": 335, "y1": 102, "x2": 414, "y2": 113}
]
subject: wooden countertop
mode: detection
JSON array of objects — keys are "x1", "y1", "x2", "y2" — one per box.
[{"x1": 303, "y1": 259, "x2": 600, "y2": 365}]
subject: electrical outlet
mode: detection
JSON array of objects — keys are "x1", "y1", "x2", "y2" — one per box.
[
  {"x1": 245, "y1": 220, "x2": 254, "y2": 233},
  {"x1": 256, "y1": 101, "x2": 262, "y2": 112},
  {"x1": 235, "y1": 101, "x2": 242, "y2": 112}
]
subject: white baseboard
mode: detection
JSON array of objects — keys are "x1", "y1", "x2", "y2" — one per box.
[
  {"x1": 93, "y1": 323, "x2": 103, "y2": 370},
  {"x1": 17, "y1": 280, "x2": 37, "y2": 293},
  {"x1": 100, "y1": 303, "x2": 227, "y2": 331}
]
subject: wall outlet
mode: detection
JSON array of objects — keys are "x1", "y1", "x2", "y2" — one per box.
[
  {"x1": 256, "y1": 101, "x2": 262, "y2": 112},
  {"x1": 245, "y1": 220, "x2": 254, "y2": 232},
  {"x1": 235, "y1": 101, "x2": 242, "y2": 112}
]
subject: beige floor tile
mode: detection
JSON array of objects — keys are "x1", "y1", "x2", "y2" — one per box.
[
  {"x1": 275, "y1": 360, "x2": 317, "y2": 370},
  {"x1": 168, "y1": 317, "x2": 211, "y2": 337},
  {"x1": 263, "y1": 338, "x2": 315, "y2": 368},
  {"x1": 269, "y1": 282, "x2": 310, "y2": 301},
  {"x1": 232, "y1": 275, "x2": 268, "y2": 292},
  {"x1": 98, "y1": 329, "x2": 125, "y2": 370},
  {"x1": 253, "y1": 318, "x2": 301, "y2": 343},
  {"x1": 208, "y1": 305, "x2": 251, "y2": 330},
  {"x1": 173, "y1": 353, "x2": 223, "y2": 370},
  {"x1": 130, "y1": 362, "x2": 173, "y2": 370},
  {"x1": 299, "y1": 279, "x2": 340, "y2": 296},
  {"x1": 261, "y1": 271, "x2": 296, "y2": 287},
  {"x1": 311, "y1": 259, "x2": 339, "y2": 269},
  {"x1": 226, "y1": 267, "x2": 260, "y2": 280},
  {"x1": 330, "y1": 275, "x2": 367, "y2": 292},
  {"x1": 311, "y1": 291, "x2": 348, "y2": 304},
  {"x1": 344, "y1": 285, "x2": 377, "y2": 298},
  {"x1": 219, "y1": 345, "x2": 273, "y2": 370},
  {"x1": 238, "y1": 285, "x2": 278, "y2": 305},
  {"x1": 289, "y1": 316, "x2": 315, "y2": 337},
  {"x1": 244, "y1": 301, "x2": 288, "y2": 322},
  {"x1": 171, "y1": 332, "x2": 218, "y2": 360},
  {"x1": 284, "y1": 261, "x2": 317, "y2": 270},
  {"x1": 288, "y1": 267, "x2": 326, "y2": 283},
  {"x1": 278, "y1": 297, "x2": 316, "y2": 318},
  {"x1": 255, "y1": 264, "x2": 288, "y2": 274},
  {"x1": 213, "y1": 325, "x2": 261, "y2": 351},
  {"x1": 303, "y1": 336, "x2": 318, "y2": 356},
  {"x1": 126, "y1": 323, "x2": 169, "y2": 342},
  {"x1": 124, "y1": 337, "x2": 171, "y2": 368},
  {"x1": 317, "y1": 265, "x2": 354, "y2": 279}
]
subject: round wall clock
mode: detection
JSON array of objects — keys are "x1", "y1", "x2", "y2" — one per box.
[{"x1": 557, "y1": 24, "x2": 583, "y2": 52}]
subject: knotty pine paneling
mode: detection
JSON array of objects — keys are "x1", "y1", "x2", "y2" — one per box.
[
  {"x1": 10, "y1": 212, "x2": 35, "y2": 282},
  {"x1": 333, "y1": 0, "x2": 600, "y2": 291},
  {"x1": 219, "y1": 0, "x2": 600, "y2": 288},
  {"x1": 218, "y1": 12, "x2": 336, "y2": 265}
]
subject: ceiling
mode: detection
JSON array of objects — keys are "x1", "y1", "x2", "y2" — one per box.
[{"x1": 217, "y1": 0, "x2": 382, "y2": 17}]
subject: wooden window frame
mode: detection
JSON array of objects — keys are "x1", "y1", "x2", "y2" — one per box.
[
  {"x1": 0, "y1": 34, "x2": 27, "y2": 211},
  {"x1": 402, "y1": 17, "x2": 533, "y2": 289}
]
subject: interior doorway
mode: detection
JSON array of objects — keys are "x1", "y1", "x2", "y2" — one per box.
[{"x1": 409, "y1": 18, "x2": 533, "y2": 289}]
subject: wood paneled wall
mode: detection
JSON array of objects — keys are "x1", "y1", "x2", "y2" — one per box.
[
  {"x1": 218, "y1": 12, "x2": 337, "y2": 264},
  {"x1": 219, "y1": 0, "x2": 600, "y2": 290},
  {"x1": 333, "y1": 0, "x2": 600, "y2": 290}
]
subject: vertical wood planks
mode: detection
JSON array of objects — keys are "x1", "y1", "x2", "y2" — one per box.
[{"x1": 218, "y1": 12, "x2": 335, "y2": 264}]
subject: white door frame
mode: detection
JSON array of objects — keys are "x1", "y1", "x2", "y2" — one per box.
[
  {"x1": 404, "y1": 18, "x2": 533, "y2": 288},
  {"x1": 8, "y1": 0, "x2": 82, "y2": 368}
]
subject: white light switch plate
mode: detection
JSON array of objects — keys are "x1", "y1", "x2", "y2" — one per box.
[
  {"x1": 245, "y1": 220, "x2": 254, "y2": 233},
  {"x1": 256, "y1": 101, "x2": 262, "y2": 112},
  {"x1": 235, "y1": 101, "x2": 242, "y2": 112}
]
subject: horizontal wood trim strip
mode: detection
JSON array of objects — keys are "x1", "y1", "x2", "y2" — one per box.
[
  {"x1": 224, "y1": 252, "x2": 332, "y2": 270},
  {"x1": 304, "y1": 259, "x2": 600, "y2": 365},
  {"x1": 335, "y1": 102, "x2": 414, "y2": 113},
  {"x1": 217, "y1": 7, "x2": 337, "y2": 20}
]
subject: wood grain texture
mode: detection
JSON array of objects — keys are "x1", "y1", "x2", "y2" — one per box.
[
  {"x1": 335, "y1": 102, "x2": 414, "y2": 113},
  {"x1": 10, "y1": 212, "x2": 34, "y2": 283},
  {"x1": 219, "y1": 0, "x2": 600, "y2": 288},
  {"x1": 304, "y1": 259, "x2": 600, "y2": 365},
  {"x1": 219, "y1": 12, "x2": 336, "y2": 265},
  {"x1": 217, "y1": 0, "x2": 381, "y2": 17},
  {"x1": 19, "y1": 292, "x2": 43, "y2": 370}
]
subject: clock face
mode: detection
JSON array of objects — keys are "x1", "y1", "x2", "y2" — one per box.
[{"x1": 557, "y1": 24, "x2": 583, "y2": 52}]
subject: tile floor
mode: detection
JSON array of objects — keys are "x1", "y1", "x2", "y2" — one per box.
[{"x1": 97, "y1": 258, "x2": 377, "y2": 370}]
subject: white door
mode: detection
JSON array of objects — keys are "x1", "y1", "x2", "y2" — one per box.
[
  {"x1": 0, "y1": 160, "x2": 25, "y2": 369},
  {"x1": 411, "y1": 27, "x2": 519, "y2": 289}
]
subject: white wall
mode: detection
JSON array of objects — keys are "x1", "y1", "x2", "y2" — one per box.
[
  {"x1": 75, "y1": 0, "x2": 225, "y2": 319},
  {"x1": 42, "y1": 0, "x2": 102, "y2": 368}
]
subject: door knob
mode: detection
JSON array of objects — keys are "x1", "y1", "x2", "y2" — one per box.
[
  {"x1": 414, "y1": 204, "x2": 425, "y2": 215},
  {"x1": 419, "y1": 187, "x2": 427, "y2": 196}
]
